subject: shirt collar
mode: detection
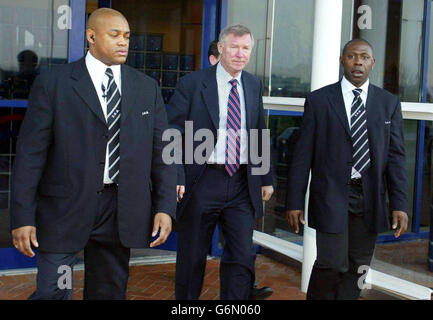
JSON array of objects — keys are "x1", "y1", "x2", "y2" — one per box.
[
  {"x1": 341, "y1": 75, "x2": 369, "y2": 96},
  {"x1": 85, "y1": 51, "x2": 121, "y2": 83},
  {"x1": 217, "y1": 62, "x2": 242, "y2": 86}
]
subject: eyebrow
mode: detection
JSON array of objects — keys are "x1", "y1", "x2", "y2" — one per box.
[{"x1": 109, "y1": 29, "x2": 130, "y2": 34}]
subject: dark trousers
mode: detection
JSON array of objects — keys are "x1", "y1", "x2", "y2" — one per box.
[
  {"x1": 29, "y1": 185, "x2": 131, "y2": 300},
  {"x1": 307, "y1": 182, "x2": 377, "y2": 300},
  {"x1": 175, "y1": 165, "x2": 256, "y2": 300}
]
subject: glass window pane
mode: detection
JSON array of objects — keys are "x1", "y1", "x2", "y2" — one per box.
[
  {"x1": 0, "y1": 0, "x2": 70, "y2": 100},
  {"x1": 0, "y1": 107, "x2": 25, "y2": 248},
  {"x1": 270, "y1": 0, "x2": 353, "y2": 97},
  {"x1": 420, "y1": 121, "x2": 433, "y2": 233},
  {"x1": 227, "y1": 0, "x2": 269, "y2": 94},
  {"x1": 270, "y1": 0, "x2": 314, "y2": 98},
  {"x1": 263, "y1": 114, "x2": 417, "y2": 239},
  {"x1": 263, "y1": 114, "x2": 303, "y2": 241},
  {"x1": 352, "y1": 0, "x2": 424, "y2": 102}
]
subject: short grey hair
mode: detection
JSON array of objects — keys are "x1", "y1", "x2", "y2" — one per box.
[{"x1": 219, "y1": 24, "x2": 254, "y2": 47}]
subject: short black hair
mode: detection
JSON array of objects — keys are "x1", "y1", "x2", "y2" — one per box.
[
  {"x1": 342, "y1": 38, "x2": 374, "y2": 56},
  {"x1": 208, "y1": 40, "x2": 219, "y2": 59}
]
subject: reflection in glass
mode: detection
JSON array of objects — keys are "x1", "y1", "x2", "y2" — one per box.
[
  {"x1": 353, "y1": 0, "x2": 424, "y2": 102},
  {"x1": 420, "y1": 121, "x2": 433, "y2": 232},
  {"x1": 227, "y1": 0, "x2": 268, "y2": 93},
  {"x1": 263, "y1": 114, "x2": 303, "y2": 241},
  {"x1": 0, "y1": 0, "x2": 69, "y2": 100},
  {"x1": 270, "y1": 0, "x2": 314, "y2": 98},
  {"x1": 263, "y1": 114, "x2": 417, "y2": 240}
]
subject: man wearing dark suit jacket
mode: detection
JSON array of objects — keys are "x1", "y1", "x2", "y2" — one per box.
[
  {"x1": 10, "y1": 8, "x2": 176, "y2": 300},
  {"x1": 286, "y1": 39, "x2": 409, "y2": 300},
  {"x1": 167, "y1": 25, "x2": 273, "y2": 300}
]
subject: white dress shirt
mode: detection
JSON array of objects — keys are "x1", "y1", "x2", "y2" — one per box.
[
  {"x1": 208, "y1": 62, "x2": 248, "y2": 164},
  {"x1": 85, "y1": 51, "x2": 122, "y2": 184},
  {"x1": 341, "y1": 75, "x2": 370, "y2": 179}
]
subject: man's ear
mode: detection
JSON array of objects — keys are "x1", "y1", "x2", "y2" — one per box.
[
  {"x1": 217, "y1": 42, "x2": 223, "y2": 55},
  {"x1": 86, "y1": 29, "x2": 96, "y2": 44}
]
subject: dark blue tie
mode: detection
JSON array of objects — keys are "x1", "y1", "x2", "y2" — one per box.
[{"x1": 350, "y1": 88, "x2": 370, "y2": 176}]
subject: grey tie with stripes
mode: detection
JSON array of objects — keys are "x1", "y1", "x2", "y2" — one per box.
[
  {"x1": 350, "y1": 88, "x2": 370, "y2": 176},
  {"x1": 103, "y1": 67, "x2": 121, "y2": 183}
]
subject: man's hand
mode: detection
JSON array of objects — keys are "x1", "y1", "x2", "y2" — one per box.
[
  {"x1": 11, "y1": 226, "x2": 38, "y2": 257},
  {"x1": 261, "y1": 186, "x2": 274, "y2": 201},
  {"x1": 392, "y1": 210, "x2": 408, "y2": 238},
  {"x1": 176, "y1": 185, "x2": 185, "y2": 203},
  {"x1": 150, "y1": 212, "x2": 172, "y2": 248},
  {"x1": 285, "y1": 210, "x2": 305, "y2": 234}
]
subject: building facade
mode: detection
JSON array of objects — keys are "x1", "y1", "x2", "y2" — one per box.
[{"x1": 0, "y1": 0, "x2": 432, "y2": 271}]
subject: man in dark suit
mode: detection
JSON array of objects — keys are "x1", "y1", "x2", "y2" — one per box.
[
  {"x1": 286, "y1": 39, "x2": 409, "y2": 300},
  {"x1": 10, "y1": 8, "x2": 176, "y2": 300},
  {"x1": 168, "y1": 25, "x2": 274, "y2": 300},
  {"x1": 204, "y1": 39, "x2": 273, "y2": 301}
]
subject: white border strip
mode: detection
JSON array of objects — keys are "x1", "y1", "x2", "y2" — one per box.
[
  {"x1": 263, "y1": 97, "x2": 433, "y2": 121},
  {"x1": 253, "y1": 230, "x2": 303, "y2": 263}
]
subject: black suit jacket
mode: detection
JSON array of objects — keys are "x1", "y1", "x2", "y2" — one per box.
[
  {"x1": 10, "y1": 58, "x2": 177, "y2": 252},
  {"x1": 286, "y1": 80, "x2": 409, "y2": 233},
  {"x1": 167, "y1": 64, "x2": 273, "y2": 218}
]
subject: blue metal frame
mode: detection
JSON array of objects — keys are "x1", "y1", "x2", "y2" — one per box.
[
  {"x1": 411, "y1": 0, "x2": 431, "y2": 244},
  {"x1": 413, "y1": 120, "x2": 425, "y2": 234},
  {"x1": 421, "y1": 0, "x2": 433, "y2": 271},
  {"x1": 268, "y1": 109, "x2": 303, "y2": 117},
  {"x1": 69, "y1": 0, "x2": 86, "y2": 63},
  {"x1": 0, "y1": 101, "x2": 27, "y2": 108},
  {"x1": 201, "y1": 0, "x2": 220, "y2": 69}
]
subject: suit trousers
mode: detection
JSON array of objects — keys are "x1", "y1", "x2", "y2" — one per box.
[
  {"x1": 29, "y1": 184, "x2": 130, "y2": 300},
  {"x1": 175, "y1": 165, "x2": 256, "y2": 300},
  {"x1": 307, "y1": 182, "x2": 378, "y2": 300}
]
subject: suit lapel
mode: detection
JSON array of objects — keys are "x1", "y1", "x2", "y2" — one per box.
[
  {"x1": 366, "y1": 84, "x2": 378, "y2": 153},
  {"x1": 71, "y1": 58, "x2": 106, "y2": 125},
  {"x1": 120, "y1": 65, "x2": 137, "y2": 124},
  {"x1": 201, "y1": 65, "x2": 219, "y2": 130},
  {"x1": 241, "y1": 73, "x2": 252, "y2": 130},
  {"x1": 327, "y1": 81, "x2": 351, "y2": 138}
]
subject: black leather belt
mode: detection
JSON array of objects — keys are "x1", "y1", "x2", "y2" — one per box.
[{"x1": 350, "y1": 178, "x2": 362, "y2": 186}]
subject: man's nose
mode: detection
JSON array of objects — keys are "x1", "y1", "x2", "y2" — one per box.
[
  {"x1": 354, "y1": 56, "x2": 363, "y2": 65},
  {"x1": 118, "y1": 37, "x2": 128, "y2": 46}
]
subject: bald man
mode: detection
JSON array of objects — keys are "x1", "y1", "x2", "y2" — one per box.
[{"x1": 10, "y1": 8, "x2": 176, "y2": 300}]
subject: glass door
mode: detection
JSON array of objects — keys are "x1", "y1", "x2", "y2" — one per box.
[{"x1": 0, "y1": 0, "x2": 85, "y2": 270}]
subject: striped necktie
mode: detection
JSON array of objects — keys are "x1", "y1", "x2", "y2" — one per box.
[
  {"x1": 225, "y1": 79, "x2": 241, "y2": 176},
  {"x1": 102, "y1": 67, "x2": 121, "y2": 183},
  {"x1": 350, "y1": 88, "x2": 370, "y2": 176}
]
